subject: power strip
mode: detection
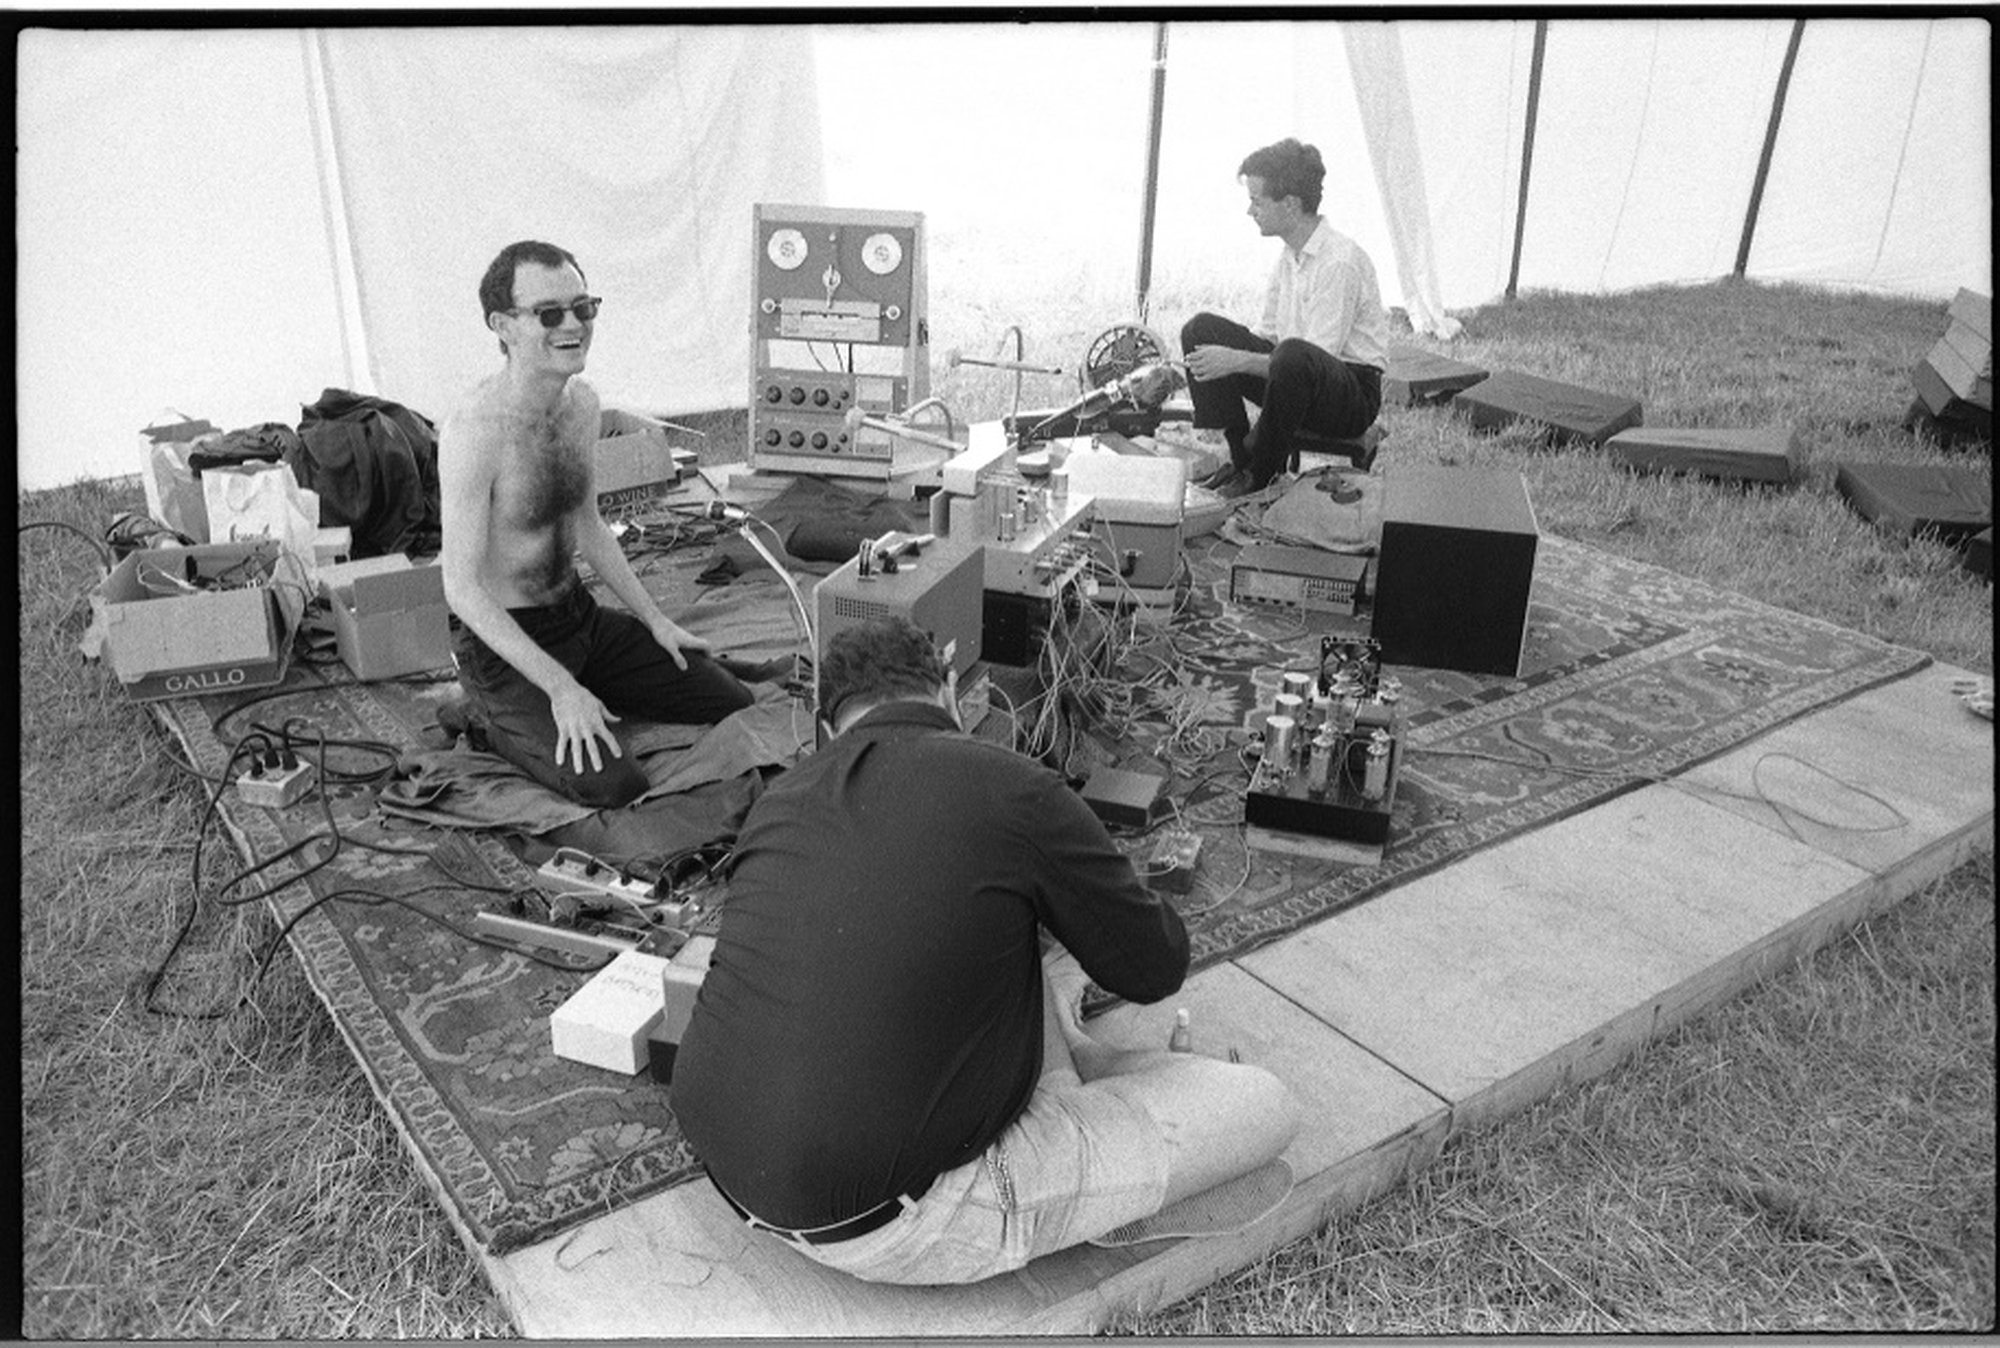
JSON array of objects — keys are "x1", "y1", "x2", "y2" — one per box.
[
  {"x1": 534, "y1": 847, "x2": 699, "y2": 926},
  {"x1": 537, "y1": 847, "x2": 660, "y2": 906},
  {"x1": 235, "y1": 761, "x2": 315, "y2": 809}
]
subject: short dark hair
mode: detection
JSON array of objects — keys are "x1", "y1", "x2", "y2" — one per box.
[
  {"x1": 819, "y1": 617, "x2": 948, "y2": 727},
  {"x1": 1238, "y1": 138, "x2": 1325, "y2": 215},
  {"x1": 479, "y1": 241, "x2": 586, "y2": 351}
]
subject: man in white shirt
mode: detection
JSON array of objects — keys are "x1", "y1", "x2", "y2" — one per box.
[{"x1": 1181, "y1": 138, "x2": 1390, "y2": 498}]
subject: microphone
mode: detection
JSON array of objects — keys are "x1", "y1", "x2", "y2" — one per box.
[
  {"x1": 841, "y1": 406, "x2": 964, "y2": 455},
  {"x1": 1022, "y1": 362, "x2": 1185, "y2": 439}
]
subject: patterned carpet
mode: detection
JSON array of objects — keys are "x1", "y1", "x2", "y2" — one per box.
[
  {"x1": 1091, "y1": 535, "x2": 1930, "y2": 970},
  {"x1": 151, "y1": 529, "x2": 1928, "y2": 1257}
]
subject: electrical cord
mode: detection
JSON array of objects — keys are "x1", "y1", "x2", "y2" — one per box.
[
  {"x1": 18, "y1": 518, "x2": 113, "y2": 571},
  {"x1": 143, "y1": 722, "x2": 598, "y2": 1019},
  {"x1": 1408, "y1": 742, "x2": 1913, "y2": 847}
]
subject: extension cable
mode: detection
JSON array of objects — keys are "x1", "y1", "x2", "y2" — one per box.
[
  {"x1": 235, "y1": 759, "x2": 316, "y2": 810},
  {"x1": 536, "y1": 846, "x2": 698, "y2": 924}
]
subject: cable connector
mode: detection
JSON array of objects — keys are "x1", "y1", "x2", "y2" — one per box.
[{"x1": 235, "y1": 760, "x2": 316, "y2": 810}]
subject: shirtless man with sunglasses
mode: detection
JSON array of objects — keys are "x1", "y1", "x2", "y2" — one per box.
[{"x1": 438, "y1": 240, "x2": 751, "y2": 808}]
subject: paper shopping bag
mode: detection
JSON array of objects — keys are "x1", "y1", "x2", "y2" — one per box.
[
  {"x1": 202, "y1": 460, "x2": 320, "y2": 576},
  {"x1": 139, "y1": 416, "x2": 219, "y2": 542}
]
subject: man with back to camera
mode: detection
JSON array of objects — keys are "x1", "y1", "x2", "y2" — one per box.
[
  {"x1": 1182, "y1": 137, "x2": 1391, "y2": 499},
  {"x1": 438, "y1": 239, "x2": 753, "y2": 809},
  {"x1": 670, "y1": 616, "x2": 1300, "y2": 1285}
]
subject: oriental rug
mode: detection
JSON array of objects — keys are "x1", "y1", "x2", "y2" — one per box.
[{"x1": 148, "y1": 528, "x2": 1928, "y2": 1258}]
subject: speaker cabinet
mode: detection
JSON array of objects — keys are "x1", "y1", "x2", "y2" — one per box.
[{"x1": 1371, "y1": 468, "x2": 1539, "y2": 677}]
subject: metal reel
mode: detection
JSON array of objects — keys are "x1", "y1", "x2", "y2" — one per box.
[{"x1": 1079, "y1": 323, "x2": 1169, "y2": 392}]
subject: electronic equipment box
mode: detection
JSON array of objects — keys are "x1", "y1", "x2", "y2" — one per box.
[
  {"x1": 811, "y1": 536, "x2": 985, "y2": 720},
  {"x1": 1230, "y1": 543, "x2": 1370, "y2": 618},
  {"x1": 750, "y1": 204, "x2": 928, "y2": 480},
  {"x1": 1063, "y1": 445, "x2": 1187, "y2": 594},
  {"x1": 1241, "y1": 637, "x2": 1407, "y2": 846}
]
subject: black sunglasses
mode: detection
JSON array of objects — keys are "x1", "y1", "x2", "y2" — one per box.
[{"x1": 510, "y1": 296, "x2": 602, "y2": 328}]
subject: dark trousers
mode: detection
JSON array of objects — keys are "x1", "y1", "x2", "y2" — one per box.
[
  {"x1": 1180, "y1": 312, "x2": 1382, "y2": 486},
  {"x1": 458, "y1": 582, "x2": 754, "y2": 809}
]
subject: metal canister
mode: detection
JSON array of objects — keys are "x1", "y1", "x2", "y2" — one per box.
[
  {"x1": 1263, "y1": 714, "x2": 1297, "y2": 780},
  {"x1": 1273, "y1": 692, "x2": 1304, "y2": 732},
  {"x1": 1361, "y1": 730, "x2": 1392, "y2": 801},
  {"x1": 1282, "y1": 670, "x2": 1313, "y2": 705},
  {"x1": 1307, "y1": 725, "x2": 1337, "y2": 795}
]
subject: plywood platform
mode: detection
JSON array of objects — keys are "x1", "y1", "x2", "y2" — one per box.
[{"x1": 485, "y1": 659, "x2": 1992, "y2": 1336}]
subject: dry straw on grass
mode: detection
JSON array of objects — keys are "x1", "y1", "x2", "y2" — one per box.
[{"x1": 19, "y1": 278, "x2": 1995, "y2": 1336}]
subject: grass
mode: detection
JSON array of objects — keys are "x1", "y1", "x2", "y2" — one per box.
[{"x1": 17, "y1": 277, "x2": 1994, "y2": 1336}]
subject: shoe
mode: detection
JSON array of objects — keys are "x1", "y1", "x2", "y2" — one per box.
[
  {"x1": 1193, "y1": 462, "x2": 1240, "y2": 490},
  {"x1": 1217, "y1": 472, "x2": 1271, "y2": 500}
]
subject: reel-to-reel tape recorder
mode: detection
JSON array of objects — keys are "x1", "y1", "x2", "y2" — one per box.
[{"x1": 749, "y1": 204, "x2": 929, "y2": 479}]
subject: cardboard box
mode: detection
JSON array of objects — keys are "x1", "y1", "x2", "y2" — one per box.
[
  {"x1": 645, "y1": 935, "x2": 716, "y2": 1084},
  {"x1": 595, "y1": 430, "x2": 693, "y2": 514},
  {"x1": 551, "y1": 949, "x2": 668, "y2": 1074},
  {"x1": 317, "y1": 554, "x2": 452, "y2": 681},
  {"x1": 313, "y1": 526, "x2": 353, "y2": 569},
  {"x1": 93, "y1": 539, "x2": 307, "y2": 700}
]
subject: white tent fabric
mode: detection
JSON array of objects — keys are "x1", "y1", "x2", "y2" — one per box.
[
  {"x1": 315, "y1": 27, "x2": 822, "y2": 428},
  {"x1": 16, "y1": 18, "x2": 1991, "y2": 492}
]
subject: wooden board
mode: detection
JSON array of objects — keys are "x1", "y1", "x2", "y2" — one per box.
[
  {"x1": 1948, "y1": 287, "x2": 1992, "y2": 344},
  {"x1": 1241, "y1": 785, "x2": 1869, "y2": 1131},
  {"x1": 1927, "y1": 333, "x2": 1995, "y2": 411},
  {"x1": 1672, "y1": 659, "x2": 1997, "y2": 879},
  {"x1": 1450, "y1": 369, "x2": 1643, "y2": 447},
  {"x1": 1835, "y1": 461, "x2": 1992, "y2": 542},
  {"x1": 1606, "y1": 425, "x2": 1800, "y2": 483},
  {"x1": 1941, "y1": 317, "x2": 1994, "y2": 381},
  {"x1": 1965, "y1": 527, "x2": 1992, "y2": 582},
  {"x1": 1381, "y1": 347, "x2": 1491, "y2": 406},
  {"x1": 489, "y1": 962, "x2": 1448, "y2": 1336}
]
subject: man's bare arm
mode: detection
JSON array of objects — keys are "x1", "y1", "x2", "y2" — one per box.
[{"x1": 573, "y1": 510, "x2": 712, "y2": 670}]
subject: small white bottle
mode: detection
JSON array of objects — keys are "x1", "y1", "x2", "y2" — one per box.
[{"x1": 1168, "y1": 1007, "x2": 1193, "y2": 1054}]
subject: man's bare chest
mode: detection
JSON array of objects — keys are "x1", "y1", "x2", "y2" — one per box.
[{"x1": 495, "y1": 423, "x2": 589, "y2": 531}]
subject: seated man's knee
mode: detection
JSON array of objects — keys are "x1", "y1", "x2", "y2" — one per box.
[
  {"x1": 1230, "y1": 1062, "x2": 1302, "y2": 1150},
  {"x1": 1268, "y1": 338, "x2": 1322, "y2": 384},
  {"x1": 1180, "y1": 312, "x2": 1229, "y2": 349},
  {"x1": 702, "y1": 657, "x2": 757, "y2": 718},
  {"x1": 563, "y1": 758, "x2": 650, "y2": 811}
]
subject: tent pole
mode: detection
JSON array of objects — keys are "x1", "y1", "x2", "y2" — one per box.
[
  {"x1": 1505, "y1": 19, "x2": 1548, "y2": 301},
  {"x1": 1134, "y1": 21, "x2": 1169, "y2": 324},
  {"x1": 1735, "y1": 17, "x2": 1807, "y2": 279}
]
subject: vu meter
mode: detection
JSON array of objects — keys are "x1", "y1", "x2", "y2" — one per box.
[{"x1": 750, "y1": 204, "x2": 928, "y2": 480}]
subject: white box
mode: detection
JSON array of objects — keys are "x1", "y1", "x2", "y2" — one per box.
[
  {"x1": 1063, "y1": 446, "x2": 1187, "y2": 590},
  {"x1": 550, "y1": 949, "x2": 668, "y2": 1074}
]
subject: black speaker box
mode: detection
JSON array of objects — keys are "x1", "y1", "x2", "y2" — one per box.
[{"x1": 1371, "y1": 468, "x2": 1539, "y2": 677}]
